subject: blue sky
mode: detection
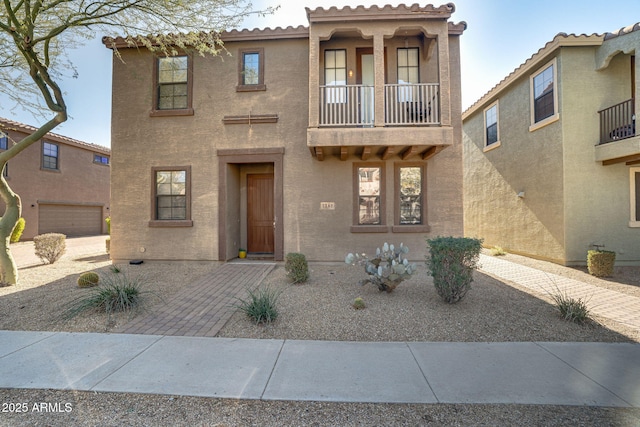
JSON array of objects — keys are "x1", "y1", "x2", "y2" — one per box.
[{"x1": 1, "y1": 0, "x2": 639, "y2": 148}]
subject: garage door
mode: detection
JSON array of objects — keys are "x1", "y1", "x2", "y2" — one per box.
[{"x1": 38, "y1": 204, "x2": 102, "y2": 236}]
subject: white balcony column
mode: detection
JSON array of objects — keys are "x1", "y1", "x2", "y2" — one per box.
[
  {"x1": 308, "y1": 34, "x2": 321, "y2": 128},
  {"x1": 373, "y1": 31, "x2": 386, "y2": 127}
]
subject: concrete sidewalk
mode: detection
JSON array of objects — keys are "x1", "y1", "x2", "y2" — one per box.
[{"x1": 1, "y1": 330, "x2": 639, "y2": 406}]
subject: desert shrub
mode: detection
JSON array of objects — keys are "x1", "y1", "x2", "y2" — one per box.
[
  {"x1": 64, "y1": 270, "x2": 147, "y2": 319},
  {"x1": 587, "y1": 250, "x2": 615, "y2": 277},
  {"x1": 352, "y1": 297, "x2": 365, "y2": 310},
  {"x1": 551, "y1": 291, "x2": 591, "y2": 324},
  {"x1": 426, "y1": 236, "x2": 483, "y2": 304},
  {"x1": 77, "y1": 271, "x2": 99, "y2": 288},
  {"x1": 10, "y1": 217, "x2": 25, "y2": 243},
  {"x1": 345, "y1": 242, "x2": 417, "y2": 292},
  {"x1": 233, "y1": 286, "x2": 281, "y2": 324},
  {"x1": 490, "y1": 246, "x2": 507, "y2": 256},
  {"x1": 285, "y1": 252, "x2": 309, "y2": 283},
  {"x1": 105, "y1": 216, "x2": 111, "y2": 234},
  {"x1": 110, "y1": 264, "x2": 121, "y2": 273},
  {"x1": 33, "y1": 233, "x2": 66, "y2": 264}
]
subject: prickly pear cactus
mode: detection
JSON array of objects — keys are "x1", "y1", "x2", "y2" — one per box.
[{"x1": 345, "y1": 242, "x2": 417, "y2": 292}]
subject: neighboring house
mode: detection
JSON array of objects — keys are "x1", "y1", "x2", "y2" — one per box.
[
  {"x1": 463, "y1": 24, "x2": 640, "y2": 265},
  {"x1": 0, "y1": 118, "x2": 111, "y2": 240},
  {"x1": 103, "y1": 3, "x2": 466, "y2": 262}
]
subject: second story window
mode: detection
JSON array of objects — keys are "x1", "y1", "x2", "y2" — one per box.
[
  {"x1": 0, "y1": 132, "x2": 7, "y2": 150},
  {"x1": 237, "y1": 48, "x2": 265, "y2": 91},
  {"x1": 43, "y1": 142, "x2": 58, "y2": 170},
  {"x1": 94, "y1": 154, "x2": 109, "y2": 165},
  {"x1": 531, "y1": 59, "x2": 557, "y2": 126},
  {"x1": 152, "y1": 55, "x2": 193, "y2": 116},
  {"x1": 484, "y1": 102, "x2": 499, "y2": 148},
  {"x1": 397, "y1": 48, "x2": 419, "y2": 85},
  {"x1": 324, "y1": 49, "x2": 347, "y2": 103}
]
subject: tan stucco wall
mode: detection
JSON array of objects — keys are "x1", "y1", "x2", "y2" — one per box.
[
  {"x1": 0, "y1": 127, "x2": 110, "y2": 239},
  {"x1": 463, "y1": 53, "x2": 566, "y2": 263},
  {"x1": 560, "y1": 48, "x2": 640, "y2": 264},
  {"x1": 464, "y1": 42, "x2": 640, "y2": 265},
  {"x1": 110, "y1": 30, "x2": 463, "y2": 262}
]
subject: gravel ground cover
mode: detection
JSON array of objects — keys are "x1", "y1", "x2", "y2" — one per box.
[{"x1": 1, "y1": 249, "x2": 639, "y2": 426}]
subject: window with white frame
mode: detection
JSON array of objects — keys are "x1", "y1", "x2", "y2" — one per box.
[
  {"x1": 530, "y1": 59, "x2": 557, "y2": 126},
  {"x1": 484, "y1": 102, "x2": 499, "y2": 148},
  {"x1": 631, "y1": 167, "x2": 640, "y2": 227}
]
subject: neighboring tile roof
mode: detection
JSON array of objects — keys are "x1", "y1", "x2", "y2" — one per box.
[
  {"x1": 0, "y1": 117, "x2": 110, "y2": 154},
  {"x1": 464, "y1": 22, "x2": 640, "y2": 119},
  {"x1": 604, "y1": 22, "x2": 640, "y2": 40},
  {"x1": 462, "y1": 32, "x2": 604, "y2": 119}
]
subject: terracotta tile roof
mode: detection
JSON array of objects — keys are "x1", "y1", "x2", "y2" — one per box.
[
  {"x1": 306, "y1": 3, "x2": 457, "y2": 21},
  {"x1": 604, "y1": 22, "x2": 640, "y2": 40},
  {"x1": 0, "y1": 117, "x2": 110, "y2": 154}
]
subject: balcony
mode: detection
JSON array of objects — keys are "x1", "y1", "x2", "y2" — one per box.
[
  {"x1": 309, "y1": 82, "x2": 452, "y2": 161},
  {"x1": 596, "y1": 98, "x2": 640, "y2": 165}
]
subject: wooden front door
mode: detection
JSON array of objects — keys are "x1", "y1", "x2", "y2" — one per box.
[{"x1": 247, "y1": 174, "x2": 274, "y2": 253}]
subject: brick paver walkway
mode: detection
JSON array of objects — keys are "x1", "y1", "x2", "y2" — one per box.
[
  {"x1": 479, "y1": 254, "x2": 640, "y2": 330},
  {"x1": 118, "y1": 262, "x2": 275, "y2": 337}
]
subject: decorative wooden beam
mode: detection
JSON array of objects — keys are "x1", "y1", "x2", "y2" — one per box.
[
  {"x1": 340, "y1": 146, "x2": 349, "y2": 161},
  {"x1": 361, "y1": 146, "x2": 371, "y2": 161},
  {"x1": 315, "y1": 147, "x2": 324, "y2": 161},
  {"x1": 422, "y1": 146, "x2": 442, "y2": 160},
  {"x1": 603, "y1": 153, "x2": 640, "y2": 166},
  {"x1": 222, "y1": 114, "x2": 278, "y2": 124},
  {"x1": 627, "y1": 159, "x2": 640, "y2": 166},
  {"x1": 381, "y1": 146, "x2": 395, "y2": 160},
  {"x1": 401, "y1": 146, "x2": 418, "y2": 160}
]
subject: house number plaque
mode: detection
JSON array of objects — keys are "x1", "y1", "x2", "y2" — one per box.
[{"x1": 320, "y1": 202, "x2": 335, "y2": 210}]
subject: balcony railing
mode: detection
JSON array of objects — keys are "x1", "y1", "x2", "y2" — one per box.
[
  {"x1": 599, "y1": 98, "x2": 635, "y2": 145},
  {"x1": 318, "y1": 83, "x2": 439, "y2": 127},
  {"x1": 385, "y1": 83, "x2": 439, "y2": 125},
  {"x1": 319, "y1": 85, "x2": 374, "y2": 127}
]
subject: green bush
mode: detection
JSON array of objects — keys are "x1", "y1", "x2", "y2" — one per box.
[
  {"x1": 64, "y1": 270, "x2": 147, "y2": 319},
  {"x1": 426, "y1": 237, "x2": 483, "y2": 304},
  {"x1": 233, "y1": 286, "x2": 281, "y2": 324},
  {"x1": 105, "y1": 216, "x2": 111, "y2": 235},
  {"x1": 490, "y1": 246, "x2": 507, "y2": 256},
  {"x1": 10, "y1": 217, "x2": 25, "y2": 243},
  {"x1": 33, "y1": 233, "x2": 66, "y2": 264},
  {"x1": 77, "y1": 271, "x2": 99, "y2": 288},
  {"x1": 285, "y1": 252, "x2": 309, "y2": 283}
]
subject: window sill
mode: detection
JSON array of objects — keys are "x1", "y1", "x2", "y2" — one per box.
[
  {"x1": 392, "y1": 225, "x2": 431, "y2": 233},
  {"x1": 629, "y1": 221, "x2": 640, "y2": 228},
  {"x1": 149, "y1": 220, "x2": 193, "y2": 227},
  {"x1": 483, "y1": 141, "x2": 501, "y2": 152},
  {"x1": 150, "y1": 108, "x2": 194, "y2": 117},
  {"x1": 236, "y1": 84, "x2": 267, "y2": 92},
  {"x1": 41, "y1": 168, "x2": 60, "y2": 173},
  {"x1": 350, "y1": 225, "x2": 389, "y2": 233},
  {"x1": 529, "y1": 113, "x2": 559, "y2": 132}
]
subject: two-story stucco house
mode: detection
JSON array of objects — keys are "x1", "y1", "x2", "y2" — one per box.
[
  {"x1": 463, "y1": 24, "x2": 640, "y2": 265},
  {"x1": 0, "y1": 118, "x2": 111, "y2": 239},
  {"x1": 104, "y1": 3, "x2": 466, "y2": 262}
]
